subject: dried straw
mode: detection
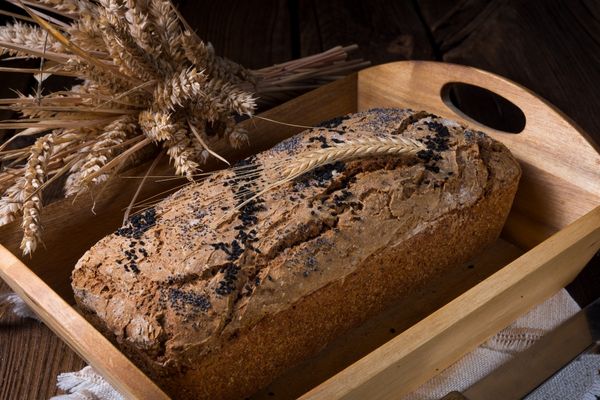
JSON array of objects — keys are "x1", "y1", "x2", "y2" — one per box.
[
  {"x1": 234, "y1": 136, "x2": 426, "y2": 211},
  {"x1": 0, "y1": 0, "x2": 368, "y2": 255}
]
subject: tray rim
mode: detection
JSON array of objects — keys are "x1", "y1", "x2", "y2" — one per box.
[{"x1": 1, "y1": 60, "x2": 599, "y2": 399}]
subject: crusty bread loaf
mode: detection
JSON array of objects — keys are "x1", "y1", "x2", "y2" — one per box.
[{"x1": 72, "y1": 108, "x2": 521, "y2": 399}]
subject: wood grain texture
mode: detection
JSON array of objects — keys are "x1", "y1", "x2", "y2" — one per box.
[
  {"x1": 0, "y1": 246, "x2": 170, "y2": 399},
  {"x1": 254, "y1": 239, "x2": 524, "y2": 399},
  {"x1": 0, "y1": 282, "x2": 85, "y2": 400},
  {"x1": 298, "y1": 0, "x2": 435, "y2": 62},
  {"x1": 294, "y1": 61, "x2": 600, "y2": 398},
  {"x1": 357, "y1": 62, "x2": 600, "y2": 243},
  {"x1": 418, "y1": 0, "x2": 600, "y2": 143},
  {"x1": 174, "y1": 0, "x2": 292, "y2": 69},
  {"x1": 417, "y1": 0, "x2": 600, "y2": 318}
]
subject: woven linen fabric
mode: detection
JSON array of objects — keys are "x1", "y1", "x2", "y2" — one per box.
[
  {"x1": 50, "y1": 366, "x2": 123, "y2": 400},
  {"x1": 404, "y1": 288, "x2": 592, "y2": 400},
  {"x1": 527, "y1": 354, "x2": 600, "y2": 400}
]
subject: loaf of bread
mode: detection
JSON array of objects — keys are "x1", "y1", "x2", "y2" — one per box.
[{"x1": 72, "y1": 108, "x2": 521, "y2": 399}]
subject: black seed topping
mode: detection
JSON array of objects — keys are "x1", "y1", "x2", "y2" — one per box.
[
  {"x1": 317, "y1": 115, "x2": 350, "y2": 129},
  {"x1": 116, "y1": 208, "x2": 157, "y2": 239},
  {"x1": 309, "y1": 135, "x2": 331, "y2": 148},
  {"x1": 215, "y1": 263, "x2": 240, "y2": 296},
  {"x1": 416, "y1": 119, "x2": 453, "y2": 174},
  {"x1": 426, "y1": 121, "x2": 450, "y2": 138},
  {"x1": 168, "y1": 288, "x2": 211, "y2": 312},
  {"x1": 212, "y1": 157, "x2": 266, "y2": 297},
  {"x1": 417, "y1": 149, "x2": 434, "y2": 162},
  {"x1": 299, "y1": 161, "x2": 346, "y2": 188}
]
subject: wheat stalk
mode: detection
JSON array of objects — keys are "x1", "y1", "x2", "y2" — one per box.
[
  {"x1": 65, "y1": 116, "x2": 136, "y2": 196},
  {"x1": 124, "y1": 1, "x2": 161, "y2": 58},
  {"x1": 0, "y1": 177, "x2": 26, "y2": 226},
  {"x1": 233, "y1": 136, "x2": 426, "y2": 211},
  {"x1": 20, "y1": 133, "x2": 54, "y2": 255},
  {"x1": 153, "y1": 67, "x2": 205, "y2": 111},
  {"x1": 29, "y1": 0, "x2": 90, "y2": 14},
  {"x1": 0, "y1": 21, "x2": 62, "y2": 57},
  {"x1": 138, "y1": 110, "x2": 175, "y2": 142},
  {"x1": 284, "y1": 136, "x2": 424, "y2": 180},
  {"x1": 165, "y1": 122, "x2": 198, "y2": 179},
  {"x1": 0, "y1": 0, "x2": 367, "y2": 254}
]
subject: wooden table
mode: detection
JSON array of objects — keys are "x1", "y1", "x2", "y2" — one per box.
[{"x1": 1, "y1": 0, "x2": 599, "y2": 398}]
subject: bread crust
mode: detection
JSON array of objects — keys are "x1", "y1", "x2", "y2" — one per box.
[{"x1": 72, "y1": 108, "x2": 521, "y2": 399}]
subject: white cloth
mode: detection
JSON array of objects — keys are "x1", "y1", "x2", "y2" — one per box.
[
  {"x1": 528, "y1": 354, "x2": 600, "y2": 400},
  {"x1": 0, "y1": 292, "x2": 40, "y2": 320},
  {"x1": 50, "y1": 366, "x2": 123, "y2": 400},
  {"x1": 405, "y1": 289, "x2": 600, "y2": 400}
]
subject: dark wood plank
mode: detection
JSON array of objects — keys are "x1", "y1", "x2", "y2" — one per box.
[
  {"x1": 418, "y1": 0, "x2": 600, "y2": 142},
  {"x1": 0, "y1": 281, "x2": 85, "y2": 400},
  {"x1": 298, "y1": 0, "x2": 435, "y2": 62},
  {"x1": 175, "y1": 0, "x2": 292, "y2": 69},
  {"x1": 416, "y1": 0, "x2": 600, "y2": 307}
]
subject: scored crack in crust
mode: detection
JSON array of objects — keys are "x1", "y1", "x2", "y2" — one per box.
[{"x1": 71, "y1": 108, "x2": 522, "y2": 399}]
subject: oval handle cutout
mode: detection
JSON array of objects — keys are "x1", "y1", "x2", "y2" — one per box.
[{"x1": 441, "y1": 82, "x2": 526, "y2": 134}]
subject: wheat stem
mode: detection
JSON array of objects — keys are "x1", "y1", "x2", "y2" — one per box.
[
  {"x1": 123, "y1": 150, "x2": 163, "y2": 224},
  {"x1": 234, "y1": 137, "x2": 426, "y2": 212},
  {"x1": 0, "y1": 0, "x2": 367, "y2": 254},
  {"x1": 20, "y1": 133, "x2": 54, "y2": 255}
]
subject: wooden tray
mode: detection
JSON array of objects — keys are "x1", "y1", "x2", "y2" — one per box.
[{"x1": 1, "y1": 61, "x2": 599, "y2": 399}]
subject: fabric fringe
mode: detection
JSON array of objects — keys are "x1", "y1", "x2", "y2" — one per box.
[
  {"x1": 51, "y1": 366, "x2": 123, "y2": 400},
  {"x1": 482, "y1": 327, "x2": 545, "y2": 354},
  {"x1": 0, "y1": 292, "x2": 39, "y2": 320}
]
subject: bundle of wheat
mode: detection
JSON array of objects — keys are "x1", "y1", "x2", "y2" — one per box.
[{"x1": 0, "y1": 0, "x2": 368, "y2": 255}]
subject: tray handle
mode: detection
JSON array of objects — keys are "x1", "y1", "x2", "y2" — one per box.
[{"x1": 358, "y1": 61, "x2": 600, "y2": 198}]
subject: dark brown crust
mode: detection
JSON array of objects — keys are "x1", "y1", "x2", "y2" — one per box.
[
  {"x1": 158, "y1": 179, "x2": 517, "y2": 399},
  {"x1": 71, "y1": 109, "x2": 521, "y2": 399}
]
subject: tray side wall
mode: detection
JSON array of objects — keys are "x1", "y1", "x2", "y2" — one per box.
[
  {"x1": 0, "y1": 245, "x2": 170, "y2": 399},
  {"x1": 302, "y1": 205, "x2": 600, "y2": 399},
  {"x1": 356, "y1": 61, "x2": 600, "y2": 248}
]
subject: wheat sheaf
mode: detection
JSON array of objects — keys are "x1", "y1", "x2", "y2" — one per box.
[{"x1": 0, "y1": 0, "x2": 368, "y2": 254}]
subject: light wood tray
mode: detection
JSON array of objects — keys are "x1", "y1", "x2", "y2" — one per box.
[{"x1": 1, "y1": 61, "x2": 599, "y2": 399}]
